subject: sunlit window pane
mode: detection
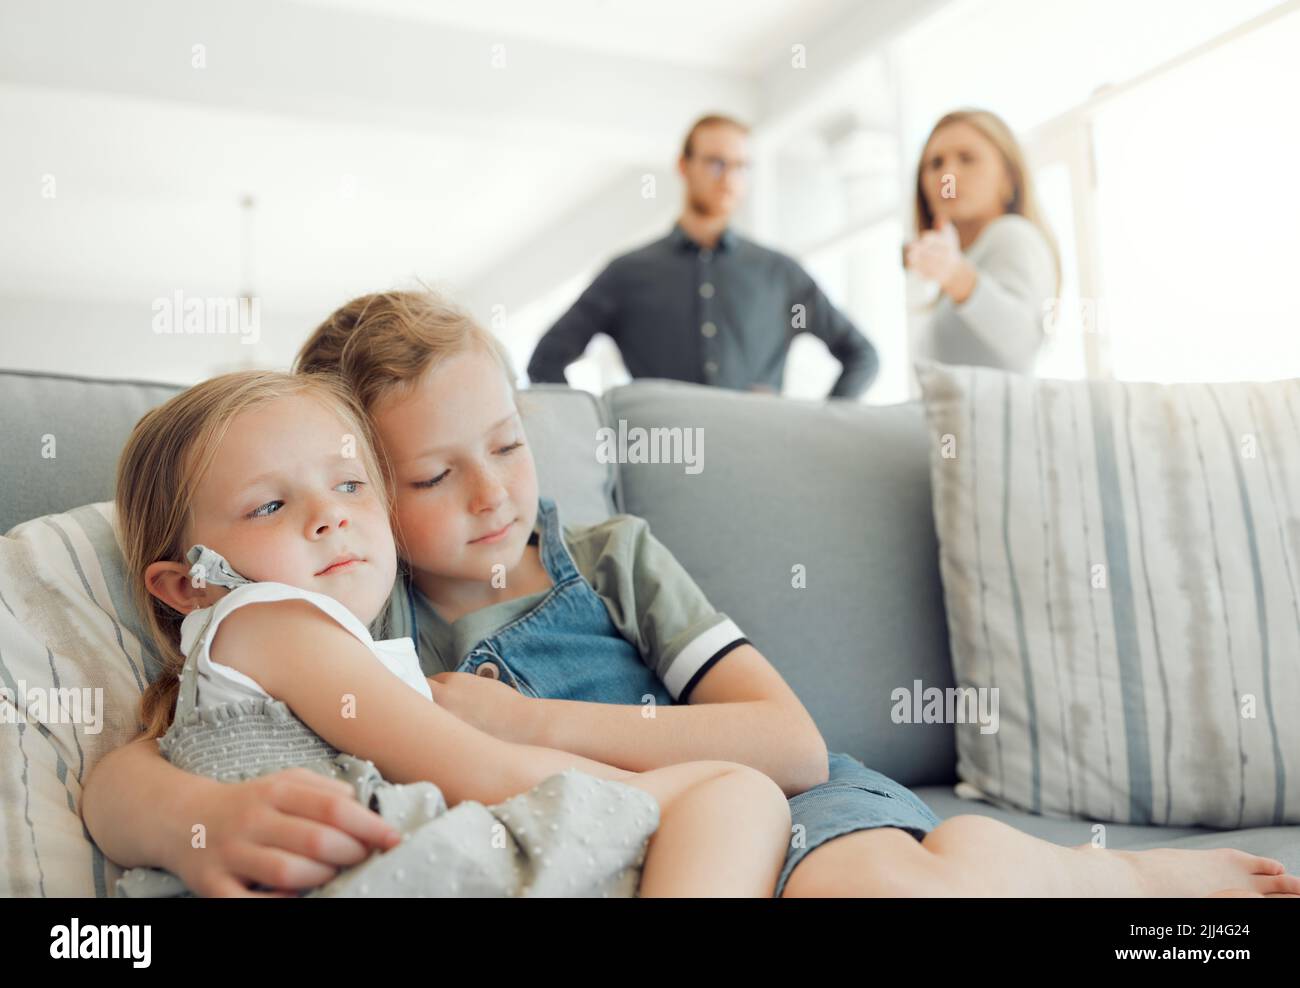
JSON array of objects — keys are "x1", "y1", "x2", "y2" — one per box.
[{"x1": 1092, "y1": 8, "x2": 1300, "y2": 382}]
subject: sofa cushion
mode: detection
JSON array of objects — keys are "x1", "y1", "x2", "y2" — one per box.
[
  {"x1": 0, "y1": 501, "x2": 144, "y2": 897},
  {"x1": 0, "y1": 370, "x2": 183, "y2": 536},
  {"x1": 517, "y1": 384, "x2": 616, "y2": 524},
  {"x1": 917, "y1": 359, "x2": 1300, "y2": 828},
  {"x1": 915, "y1": 785, "x2": 1300, "y2": 873},
  {"x1": 604, "y1": 379, "x2": 957, "y2": 788}
]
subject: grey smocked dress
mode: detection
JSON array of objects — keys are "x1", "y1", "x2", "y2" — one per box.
[{"x1": 114, "y1": 574, "x2": 660, "y2": 898}]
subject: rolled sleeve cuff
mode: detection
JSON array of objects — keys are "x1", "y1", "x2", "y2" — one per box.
[{"x1": 660, "y1": 616, "x2": 748, "y2": 702}]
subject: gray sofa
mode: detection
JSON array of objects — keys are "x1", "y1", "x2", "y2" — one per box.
[{"x1": 3, "y1": 366, "x2": 1297, "y2": 883}]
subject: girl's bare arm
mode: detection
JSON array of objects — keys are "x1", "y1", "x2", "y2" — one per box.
[
  {"x1": 81, "y1": 732, "x2": 403, "y2": 895},
  {"x1": 82, "y1": 734, "x2": 220, "y2": 871},
  {"x1": 515, "y1": 645, "x2": 829, "y2": 797},
  {"x1": 215, "y1": 599, "x2": 635, "y2": 806}
]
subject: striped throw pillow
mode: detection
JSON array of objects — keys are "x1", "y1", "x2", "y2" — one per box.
[
  {"x1": 0, "y1": 502, "x2": 157, "y2": 897},
  {"x1": 917, "y1": 360, "x2": 1300, "y2": 827}
]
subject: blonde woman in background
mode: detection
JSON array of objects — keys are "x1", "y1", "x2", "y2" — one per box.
[{"x1": 906, "y1": 108, "x2": 1060, "y2": 376}]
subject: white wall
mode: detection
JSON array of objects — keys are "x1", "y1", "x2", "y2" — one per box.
[{"x1": 0, "y1": 296, "x2": 321, "y2": 385}]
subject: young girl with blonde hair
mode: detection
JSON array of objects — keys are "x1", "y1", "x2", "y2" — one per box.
[{"x1": 109, "y1": 369, "x2": 790, "y2": 897}]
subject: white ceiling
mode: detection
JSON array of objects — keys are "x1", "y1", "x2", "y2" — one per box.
[{"x1": 289, "y1": 0, "x2": 862, "y2": 73}]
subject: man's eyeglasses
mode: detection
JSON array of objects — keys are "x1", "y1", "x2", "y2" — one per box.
[{"x1": 695, "y1": 155, "x2": 750, "y2": 179}]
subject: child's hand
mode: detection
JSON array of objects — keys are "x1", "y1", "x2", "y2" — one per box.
[
  {"x1": 427, "y1": 671, "x2": 536, "y2": 744},
  {"x1": 173, "y1": 767, "x2": 402, "y2": 897}
]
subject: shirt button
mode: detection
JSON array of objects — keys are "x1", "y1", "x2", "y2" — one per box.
[
  {"x1": 476, "y1": 661, "x2": 501, "y2": 680},
  {"x1": 699, "y1": 282, "x2": 715, "y2": 299},
  {"x1": 704, "y1": 360, "x2": 719, "y2": 375},
  {"x1": 701, "y1": 322, "x2": 717, "y2": 338}
]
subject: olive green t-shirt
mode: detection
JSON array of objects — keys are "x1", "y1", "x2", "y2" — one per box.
[{"x1": 379, "y1": 511, "x2": 746, "y2": 702}]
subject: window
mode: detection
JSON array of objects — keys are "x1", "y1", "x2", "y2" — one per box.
[{"x1": 1090, "y1": 6, "x2": 1300, "y2": 382}]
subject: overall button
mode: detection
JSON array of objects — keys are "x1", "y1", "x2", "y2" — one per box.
[
  {"x1": 701, "y1": 321, "x2": 717, "y2": 337},
  {"x1": 699, "y1": 282, "x2": 715, "y2": 298},
  {"x1": 476, "y1": 661, "x2": 501, "y2": 680}
]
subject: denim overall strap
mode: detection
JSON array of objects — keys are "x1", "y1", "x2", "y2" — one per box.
[
  {"x1": 453, "y1": 496, "x2": 576, "y2": 691},
  {"x1": 458, "y1": 496, "x2": 675, "y2": 707},
  {"x1": 534, "y1": 495, "x2": 581, "y2": 586}
]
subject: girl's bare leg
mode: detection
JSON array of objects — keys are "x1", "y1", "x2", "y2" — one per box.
[
  {"x1": 620, "y1": 761, "x2": 791, "y2": 898},
  {"x1": 781, "y1": 814, "x2": 1300, "y2": 897}
]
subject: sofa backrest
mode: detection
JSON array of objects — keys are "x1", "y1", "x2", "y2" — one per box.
[
  {"x1": 0, "y1": 370, "x2": 183, "y2": 535},
  {"x1": 0, "y1": 371, "x2": 615, "y2": 534},
  {"x1": 604, "y1": 380, "x2": 957, "y2": 787}
]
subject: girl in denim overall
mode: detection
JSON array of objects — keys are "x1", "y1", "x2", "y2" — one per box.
[{"x1": 383, "y1": 495, "x2": 943, "y2": 897}]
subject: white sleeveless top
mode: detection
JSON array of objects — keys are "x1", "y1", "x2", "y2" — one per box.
[{"x1": 178, "y1": 582, "x2": 433, "y2": 711}]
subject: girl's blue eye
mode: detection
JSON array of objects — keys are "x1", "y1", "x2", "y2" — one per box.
[{"x1": 249, "y1": 480, "x2": 363, "y2": 516}]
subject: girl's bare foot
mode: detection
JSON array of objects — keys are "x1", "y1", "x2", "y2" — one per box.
[{"x1": 1109, "y1": 847, "x2": 1300, "y2": 897}]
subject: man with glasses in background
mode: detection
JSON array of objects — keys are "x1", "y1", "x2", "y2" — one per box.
[{"x1": 527, "y1": 114, "x2": 879, "y2": 399}]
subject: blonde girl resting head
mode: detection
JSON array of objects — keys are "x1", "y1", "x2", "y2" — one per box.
[{"x1": 112, "y1": 369, "x2": 790, "y2": 897}]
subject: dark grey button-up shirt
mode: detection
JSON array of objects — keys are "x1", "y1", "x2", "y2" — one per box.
[{"x1": 527, "y1": 224, "x2": 879, "y2": 398}]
